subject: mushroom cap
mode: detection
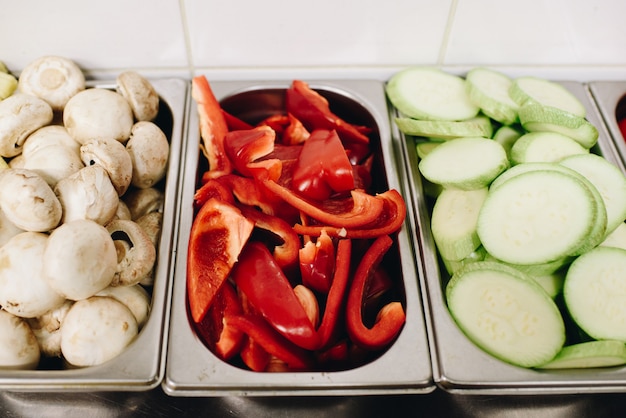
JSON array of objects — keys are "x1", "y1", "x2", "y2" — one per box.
[
  {"x1": 0, "y1": 309, "x2": 40, "y2": 369},
  {"x1": 0, "y1": 168, "x2": 62, "y2": 232},
  {"x1": 54, "y1": 165, "x2": 119, "y2": 225},
  {"x1": 22, "y1": 126, "x2": 84, "y2": 187},
  {"x1": 43, "y1": 219, "x2": 117, "y2": 300},
  {"x1": 116, "y1": 71, "x2": 159, "y2": 122},
  {"x1": 60, "y1": 296, "x2": 138, "y2": 367},
  {"x1": 135, "y1": 211, "x2": 163, "y2": 286},
  {"x1": 0, "y1": 232, "x2": 65, "y2": 318},
  {"x1": 96, "y1": 284, "x2": 150, "y2": 329},
  {"x1": 80, "y1": 136, "x2": 132, "y2": 196},
  {"x1": 0, "y1": 93, "x2": 53, "y2": 158},
  {"x1": 17, "y1": 55, "x2": 85, "y2": 112},
  {"x1": 0, "y1": 207, "x2": 24, "y2": 248},
  {"x1": 63, "y1": 88, "x2": 134, "y2": 145},
  {"x1": 26, "y1": 300, "x2": 73, "y2": 358},
  {"x1": 122, "y1": 187, "x2": 164, "y2": 221},
  {"x1": 126, "y1": 121, "x2": 169, "y2": 189},
  {"x1": 106, "y1": 219, "x2": 156, "y2": 287}
]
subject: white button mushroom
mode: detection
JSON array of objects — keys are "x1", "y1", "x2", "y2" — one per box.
[
  {"x1": 0, "y1": 168, "x2": 62, "y2": 232},
  {"x1": 63, "y1": 88, "x2": 134, "y2": 145},
  {"x1": 22, "y1": 126, "x2": 84, "y2": 187},
  {"x1": 43, "y1": 219, "x2": 117, "y2": 300},
  {"x1": 0, "y1": 207, "x2": 24, "y2": 248},
  {"x1": 122, "y1": 187, "x2": 164, "y2": 221},
  {"x1": 0, "y1": 232, "x2": 65, "y2": 318},
  {"x1": 0, "y1": 309, "x2": 40, "y2": 369},
  {"x1": 112, "y1": 199, "x2": 132, "y2": 221},
  {"x1": 126, "y1": 121, "x2": 169, "y2": 189},
  {"x1": 116, "y1": 71, "x2": 159, "y2": 122},
  {"x1": 60, "y1": 296, "x2": 138, "y2": 367},
  {"x1": 135, "y1": 211, "x2": 163, "y2": 286},
  {"x1": 96, "y1": 284, "x2": 150, "y2": 329},
  {"x1": 106, "y1": 219, "x2": 156, "y2": 287},
  {"x1": 17, "y1": 56, "x2": 85, "y2": 112},
  {"x1": 26, "y1": 300, "x2": 73, "y2": 358},
  {"x1": 0, "y1": 93, "x2": 53, "y2": 158},
  {"x1": 54, "y1": 165, "x2": 119, "y2": 225},
  {"x1": 80, "y1": 136, "x2": 132, "y2": 196}
]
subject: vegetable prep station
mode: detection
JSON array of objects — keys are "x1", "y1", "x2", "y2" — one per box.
[{"x1": 5, "y1": 64, "x2": 626, "y2": 418}]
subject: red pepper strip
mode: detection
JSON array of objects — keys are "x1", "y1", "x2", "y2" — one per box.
[
  {"x1": 257, "y1": 114, "x2": 289, "y2": 138},
  {"x1": 223, "y1": 125, "x2": 282, "y2": 182},
  {"x1": 316, "y1": 339, "x2": 349, "y2": 367},
  {"x1": 231, "y1": 242, "x2": 321, "y2": 351},
  {"x1": 316, "y1": 238, "x2": 352, "y2": 349},
  {"x1": 191, "y1": 76, "x2": 231, "y2": 179},
  {"x1": 193, "y1": 178, "x2": 235, "y2": 210},
  {"x1": 346, "y1": 235, "x2": 406, "y2": 350},
  {"x1": 283, "y1": 113, "x2": 310, "y2": 145},
  {"x1": 286, "y1": 80, "x2": 371, "y2": 164},
  {"x1": 237, "y1": 205, "x2": 300, "y2": 272},
  {"x1": 222, "y1": 109, "x2": 254, "y2": 131},
  {"x1": 292, "y1": 189, "x2": 406, "y2": 239},
  {"x1": 261, "y1": 180, "x2": 384, "y2": 229},
  {"x1": 299, "y1": 230, "x2": 335, "y2": 294},
  {"x1": 194, "y1": 281, "x2": 244, "y2": 361},
  {"x1": 237, "y1": 289, "x2": 271, "y2": 371},
  {"x1": 291, "y1": 129, "x2": 355, "y2": 201},
  {"x1": 215, "y1": 175, "x2": 299, "y2": 224},
  {"x1": 187, "y1": 198, "x2": 254, "y2": 323},
  {"x1": 227, "y1": 314, "x2": 313, "y2": 370}
]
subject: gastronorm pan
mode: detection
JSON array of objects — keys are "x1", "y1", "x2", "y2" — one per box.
[
  {"x1": 0, "y1": 78, "x2": 186, "y2": 391},
  {"x1": 589, "y1": 81, "x2": 626, "y2": 169},
  {"x1": 395, "y1": 80, "x2": 626, "y2": 394},
  {"x1": 163, "y1": 79, "x2": 434, "y2": 396}
]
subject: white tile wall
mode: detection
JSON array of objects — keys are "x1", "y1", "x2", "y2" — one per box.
[{"x1": 2, "y1": 0, "x2": 626, "y2": 81}]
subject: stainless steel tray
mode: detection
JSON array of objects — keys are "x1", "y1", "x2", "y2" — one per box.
[
  {"x1": 163, "y1": 79, "x2": 434, "y2": 396},
  {"x1": 0, "y1": 78, "x2": 187, "y2": 391},
  {"x1": 588, "y1": 81, "x2": 626, "y2": 169},
  {"x1": 396, "y1": 80, "x2": 626, "y2": 394}
]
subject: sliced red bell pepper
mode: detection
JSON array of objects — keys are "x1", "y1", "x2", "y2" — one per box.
[
  {"x1": 283, "y1": 113, "x2": 310, "y2": 145},
  {"x1": 619, "y1": 118, "x2": 626, "y2": 141},
  {"x1": 346, "y1": 235, "x2": 406, "y2": 350},
  {"x1": 258, "y1": 114, "x2": 289, "y2": 137},
  {"x1": 223, "y1": 125, "x2": 282, "y2": 182},
  {"x1": 239, "y1": 334, "x2": 271, "y2": 372},
  {"x1": 299, "y1": 230, "x2": 335, "y2": 294},
  {"x1": 316, "y1": 238, "x2": 352, "y2": 349},
  {"x1": 187, "y1": 198, "x2": 254, "y2": 323},
  {"x1": 237, "y1": 205, "x2": 300, "y2": 272},
  {"x1": 194, "y1": 281, "x2": 244, "y2": 361},
  {"x1": 192, "y1": 76, "x2": 231, "y2": 179},
  {"x1": 261, "y1": 179, "x2": 384, "y2": 229},
  {"x1": 286, "y1": 80, "x2": 371, "y2": 163},
  {"x1": 216, "y1": 174, "x2": 299, "y2": 225},
  {"x1": 227, "y1": 314, "x2": 313, "y2": 370},
  {"x1": 316, "y1": 339, "x2": 349, "y2": 368},
  {"x1": 293, "y1": 189, "x2": 406, "y2": 239},
  {"x1": 222, "y1": 109, "x2": 254, "y2": 131},
  {"x1": 193, "y1": 178, "x2": 235, "y2": 210},
  {"x1": 291, "y1": 129, "x2": 355, "y2": 201},
  {"x1": 293, "y1": 284, "x2": 319, "y2": 328},
  {"x1": 231, "y1": 242, "x2": 321, "y2": 351}
]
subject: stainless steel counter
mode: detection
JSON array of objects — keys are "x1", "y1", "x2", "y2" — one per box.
[{"x1": 2, "y1": 389, "x2": 626, "y2": 417}]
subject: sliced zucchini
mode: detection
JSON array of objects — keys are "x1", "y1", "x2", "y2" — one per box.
[
  {"x1": 395, "y1": 115, "x2": 493, "y2": 140},
  {"x1": 416, "y1": 141, "x2": 441, "y2": 159},
  {"x1": 509, "y1": 76, "x2": 586, "y2": 118},
  {"x1": 446, "y1": 261, "x2": 565, "y2": 368},
  {"x1": 493, "y1": 125, "x2": 523, "y2": 160},
  {"x1": 509, "y1": 131, "x2": 589, "y2": 165},
  {"x1": 564, "y1": 246, "x2": 626, "y2": 342},
  {"x1": 601, "y1": 222, "x2": 626, "y2": 251},
  {"x1": 386, "y1": 67, "x2": 479, "y2": 121},
  {"x1": 560, "y1": 153, "x2": 626, "y2": 237},
  {"x1": 431, "y1": 187, "x2": 488, "y2": 261},
  {"x1": 465, "y1": 67, "x2": 519, "y2": 125},
  {"x1": 418, "y1": 136, "x2": 509, "y2": 190},
  {"x1": 536, "y1": 340, "x2": 626, "y2": 369},
  {"x1": 518, "y1": 102, "x2": 599, "y2": 149},
  {"x1": 477, "y1": 169, "x2": 598, "y2": 265}
]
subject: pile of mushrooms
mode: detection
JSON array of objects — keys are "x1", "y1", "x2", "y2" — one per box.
[{"x1": 0, "y1": 56, "x2": 168, "y2": 369}]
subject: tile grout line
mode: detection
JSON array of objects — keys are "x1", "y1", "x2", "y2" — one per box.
[
  {"x1": 437, "y1": 0, "x2": 459, "y2": 66},
  {"x1": 178, "y1": 0, "x2": 195, "y2": 78}
]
